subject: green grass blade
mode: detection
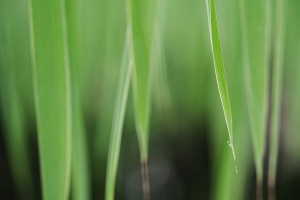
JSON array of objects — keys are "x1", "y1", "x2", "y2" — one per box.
[
  {"x1": 284, "y1": 0, "x2": 300, "y2": 175},
  {"x1": 28, "y1": 0, "x2": 72, "y2": 199},
  {"x1": 70, "y1": 79, "x2": 90, "y2": 200},
  {"x1": 71, "y1": 90, "x2": 90, "y2": 200},
  {"x1": 207, "y1": 0, "x2": 251, "y2": 199},
  {"x1": 151, "y1": 20, "x2": 171, "y2": 113},
  {"x1": 126, "y1": 0, "x2": 152, "y2": 198},
  {"x1": 205, "y1": 0, "x2": 237, "y2": 173},
  {"x1": 268, "y1": 0, "x2": 287, "y2": 199},
  {"x1": 126, "y1": 0, "x2": 151, "y2": 161},
  {"x1": 105, "y1": 30, "x2": 132, "y2": 200},
  {"x1": 0, "y1": 1, "x2": 35, "y2": 199},
  {"x1": 150, "y1": 0, "x2": 171, "y2": 113},
  {"x1": 65, "y1": 0, "x2": 91, "y2": 199},
  {"x1": 239, "y1": 0, "x2": 270, "y2": 197}
]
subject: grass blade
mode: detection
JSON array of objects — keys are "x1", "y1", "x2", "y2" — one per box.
[
  {"x1": 205, "y1": 0, "x2": 237, "y2": 173},
  {"x1": 0, "y1": 1, "x2": 35, "y2": 198},
  {"x1": 151, "y1": 0, "x2": 171, "y2": 113},
  {"x1": 28, "y1": 0, "x2": 72, "y2": 199},
  {"x1": 207, "y1": 0, "x2": 251, "y2": 199},
  {"x1": 268, "y1": 0, "x2": 287, "y2": 199},
  {"x1": 126, "y1": 0, "x2": 151, "y2": 161},
  {"x1": 284, "y1": 0, "x2": 300, "y2": 177},
  {"x1": 239, "y1": 0, "x2": 270, "y2": 198},
  {"x1": 105, "y1": 30, "x2": 132, "y2": 200},
  {"x1": 65, "y1": 0, "x2": 91, "y2": 199},
  {"x1": 70, "y1": 84, "x2": 90, "y2": 200},
  {"x1": 126, "y1": 0, "x2": 152, "y2": 199}
]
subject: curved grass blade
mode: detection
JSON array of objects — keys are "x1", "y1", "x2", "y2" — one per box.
[
  {"x1": 268, "y1": 0, "x2": 287, "y2": 199},
  {"x1": 28, "y1": 0, "x2": 72, "y2": 199},
  {"x1": 238, "y1": 0, "x2": 271, "y2": 198},
  {"x1": 207, "y1": 0, "x2": 251, "y2": 199},
  {"x1": 205, "y1": 0, "x2": 237, "y2": 173},
  {"x1": 105, "y1": 29, "x2": 132, "y2": 200},
  {"x1": 126, "y1": 0, "x2": 152, "y2": 199}
]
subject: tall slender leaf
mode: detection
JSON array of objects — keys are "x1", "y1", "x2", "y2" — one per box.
[
  {"x1": 151, "y1": 0, "x2": 171, "y2": 113},
  {"x1": 268, "y1": 0, "x2": 287, "y2": 199},
  {"x1": 28, "y1": 0, "x2": 72, "y2": 199},
  {"x1": 0, "y1": 1, "x2": 35, "y2": 198},
  {"x1": 205, "y1": 0, "x2": 237, "y2": 172},
  {"x1": 94, "y1": 1, "x2": 126, "y2": 196},
  {"x1": 105, "y1": 30, "x2": 132, "y2": 200},
  {"x1": 65, "y1": 0, "x2": 91, "y2": 199},
  {"x1": 126, "y1": 0, "x2": 151, "y2": 161},
  {"x1": 70, "y1": 81, "x2": 90, "y2": 200},
  {"x1": 208, "y1": 0, "x2": 251, "y2": 199},
  {"x1": 284, "y1": 0, "x2": 300, "y2": 176},
  {"x1": 126, "y1": 0, "x2": 152, "y2": 199},
  {"x1": 239, "y1": 0, "x2": 270, "y2": 198}
]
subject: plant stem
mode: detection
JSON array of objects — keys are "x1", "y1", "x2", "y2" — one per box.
[{"x1": 141, "y1": 159, "x2": 150, "y2": 200}]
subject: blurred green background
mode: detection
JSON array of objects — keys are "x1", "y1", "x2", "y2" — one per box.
[{"x1": 0, "y1": 0, "x2": 300, "y2": 199}]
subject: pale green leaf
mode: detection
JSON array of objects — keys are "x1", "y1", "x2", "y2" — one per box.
[
  {"x1": 105, "y1": 30, "x2": 133, "y2": 200},
  {"x1": 28, "y1": 0, "x2": 72, "y2": 199},
  {"x1": 239, "y1": 0, "x2": 270, "y2": 196},
  {"x1": 0, "y1": 1, "x2": 35, "y2": 199},
  {"x1": 126, "y1": 0, "x2": 151, "y2": 161},
  {"x1": 268, "y1": 0, "x2": 287, "y2": 198},
  {"x1": 65, "y1": 0, "x2": 91, "y2": 199}
]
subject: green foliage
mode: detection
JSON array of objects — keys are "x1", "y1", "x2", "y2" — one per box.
[
  {"x1": 239, "y1": 0, "x2": 270, "y2": 196},
  {"x1": 28, "y1": 0, "x2": 72, "y2": 199},
  {"x1": 0, "y1": 0, "x2": 297, "y2": 199},
  {"x1": 65, "y1": 0, "x2": 91, "y2": 199},
  {"x1": 0, "y1": 1, "x2": 35, "y2": 199},
  {"x1": 268, "y1": 0, "x2": 287, "y2": 198},
  {"x1": 206, "y1": 0, "x2": 237, "y2": 172},
  {"x1": 208, "y1": 0, "x2": 251, "y2": 199},
  {"x1": 105, "y1": 31, "x2": 133, "y2": 200},
  {"x1": 126, "y1": 0, "x2": 152, "y2": 161}
]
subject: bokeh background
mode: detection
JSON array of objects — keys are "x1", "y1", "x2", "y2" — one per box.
[{"x1": 1, "y1": 0, "x2": 300, "y2": 199}]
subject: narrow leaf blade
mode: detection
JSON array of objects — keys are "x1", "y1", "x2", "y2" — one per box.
[
  {"x1": 28, "y1": 0, "x2": 72, "y2": 199},
  {"x1": 206, "y1": 0, "x2": 237, "y2": 172},
  {"x1": 239, "y1": 0, "x2": 270, "y2": 196},
  {"x1": 268, "y1": 0, "x2": 287, "y2": 198},
  {"x1": 105, "y1": 30, "x2": 132, "y2": 200},
  {"x1": 127, "y1": 0, "x2": 151, "y2": 160}
]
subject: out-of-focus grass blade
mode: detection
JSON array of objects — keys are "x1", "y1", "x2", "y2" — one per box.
[
  {"x1": 0, "y1": 1, "x2": 35, "y2": 199},
  {"x1": 105, "y1": 29, "x2": 132, "y2": 200},
  {"x1": 205, "y1": 0, "x2": 237, "y2": 172},
  {"x1": 284, "y1": 0, "x2": 300, "y2": 176},
  {"x1": 268, "y1": 0, "x2": 287, "y2": 199},
  {"x1": 126, "y1": 0, "x2": 151, "y2": 161},
  {"x1": 164, "y1": 0, "x2": 208, "y2": 124},
  {"x1": 239, "y1": 0, "x2": 270, "y2": 197},
  {"x1": 151, "y1": 0, "x2": 171, "y2": 113},
  {"x1": 93, "y1": 1, "x2": 126, "y2": 196},
  {"x1": 28, "y1": 0, "x2": 72, "y2": 199},
  {"x1": 70, "y1": 81, "x2": 90, "y2": 200},
  {"x1": 126, "y1": 0, "x2": 152, "y2": 198},
  {"x1": 65, "y1": 0, "x2": 91, "y2": 199},
  {"x1": 151, "y1": 27, "x2": 171, "y2": 113}
]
